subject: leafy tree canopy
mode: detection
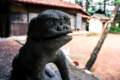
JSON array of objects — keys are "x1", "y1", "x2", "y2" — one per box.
[{"x1": 115, "y1": 0, "x2": 120, "y2": 3}]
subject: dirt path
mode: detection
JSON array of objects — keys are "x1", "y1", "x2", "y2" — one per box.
[
  {"x1": 0, "y1": 33, "x2": 120, "y2": 80},
  {"x1": 62, "y1": 33, "x2": 120, "y2": 80}
]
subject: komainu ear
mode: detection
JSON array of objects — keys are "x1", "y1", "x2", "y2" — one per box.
[
  {"x1": 27, "y1": 17, "x2": 36, "y2": 37},
  {"x1": 30, "y1": 17, "x2": 46, "y2": 38}
]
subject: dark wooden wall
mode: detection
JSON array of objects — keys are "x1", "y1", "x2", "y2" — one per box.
[
  {"x1": 9, "y1": 3, "x2": 88, "y2": 36},
  {"x1": 10, "y1": 3, "x2": 27, "y2": 13},
  {"x1": 10, "y1": 3, "x2": 28, "y2": 36},
  {"x1": 11, "y1": 23, "x2": 28, "y2": 36}
]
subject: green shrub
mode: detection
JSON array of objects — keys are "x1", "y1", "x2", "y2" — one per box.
[
  {"x1": 109, "y1": 26, "x2": 120, "y2": 34},
  {"x1": 88, "y1": 33, "x2": 96, "y2": 36}
]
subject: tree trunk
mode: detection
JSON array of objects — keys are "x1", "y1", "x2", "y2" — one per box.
[
  {"x1": 86, "y1": 0, "x2": 88, "y2": 12},
  {"x1": 104, "y1": 0, "x2": 106, "y2": 15},
  {"x1": 85, "y1": 4, "x2": 120, "y2": 70}
]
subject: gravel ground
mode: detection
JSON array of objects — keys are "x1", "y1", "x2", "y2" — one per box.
[
  {"x1": 0, "y1": 37, "x2": 99, "y2": 80},
  {"x1": 62, "y1": 33, "x2": 120, "y2": 80},
  {"x1": 0, "y1": 33, "x2": 119, "y2": 80},
  {"x1": 0, "y1": 40, "x2": 21, "y2": 78}
]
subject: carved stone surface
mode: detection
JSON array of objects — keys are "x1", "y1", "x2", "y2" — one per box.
[{"x1": 10, "y1": 10, "x2": 73, "y2": 80}]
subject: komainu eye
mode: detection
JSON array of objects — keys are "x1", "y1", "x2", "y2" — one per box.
[
  {"x1": 64, "y1": 19, "x2": 70, "y2": 25},
  {"x1": 68, "y1": 20, "x2": 71, "y2": 25},
  {"x1": 46, "y1": 20, "x2": 55, "y2": 26},
  {"x1": 64, "y1": 19, "x2": 68, "y2": 23}
]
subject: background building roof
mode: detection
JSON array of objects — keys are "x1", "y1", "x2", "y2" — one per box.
[
  {"x1": 91, "y1": 13, "x2": 109, "y2": 20},
  {"x1": 9, "y1": 0, "x2": 90, "y2": 15},
  {"x1": 9, "y1": 0, "x2": 82, "y2": 10},
  {"x1": 77, "y1": 13, "x2": 90, "y2": 19}
]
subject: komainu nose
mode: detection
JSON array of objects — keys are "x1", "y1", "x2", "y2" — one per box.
[
  {"x1": 56, "y1": 25, "x2": 69, "y2": 31},
  {"x1": 63, "y1": 26, "x2": 68, "y2": 30}
]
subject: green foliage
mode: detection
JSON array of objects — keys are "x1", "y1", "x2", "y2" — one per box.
[
  {"x1": 106, "y1": 14, "x2": 111, "y2": 18},
  {"x1": 87, "y1": 7, "x2": 91, "y2": 10},
  {"x1": 86, "y1": 0, "x2": 91, "y2": 5},
  {"x1": 91, "y1": 8, "x2": 96, "y2": 12},
  {"x1": 10, "y1": 52, "x2": 12, "y2": 54},
  {"x1": 0, "y1": 54, "x2": 4, "y2": 58},
  {"x1": 97, "y1": 2, "x2": 102, "y2": 6},
  {"x1": 8, "y1": 68, "x2": 11, "y2": 71},
  {"x1": 88, "y1": 33, "x2": 96, "y2": 36},
  {"x1": 75, "y1": 0, "x2": 114, "y2": 16},
  {"x1": 111, "y1": 26, "x2": 120, "y2": 31},
  {"x1": 115, "y1": 0, "x2": 120, "y2": 3},
  {"x1": 114, "y1": 0, "x2": 120, "y2": 5},
  {"x1": 75, "y1": 0, "x2": 83, "y2": 7},
  {"x1": 89, "y1": 12, "x2": 94, "y2": 15},
  {"x1": 89, "y1": 7, "x2": 96, "y2": 15},
  {"x1": 109, "y1": 26, "x2": 120, "y2": 34}
]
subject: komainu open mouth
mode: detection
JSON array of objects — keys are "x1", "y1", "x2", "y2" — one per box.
[{"x1": 42, "y1": 33, "x2": 70, "y2": 41}]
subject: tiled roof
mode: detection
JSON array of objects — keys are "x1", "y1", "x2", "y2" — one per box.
[
  {"x1": 9, "y1": 0, "x2": 90, "y2": 15},
  {"x1": 9, "y1": 0, "x2": 83, "y2": 10},
  {"x1": 91, "y1": 14, "x2": 109, "y2": 20}
]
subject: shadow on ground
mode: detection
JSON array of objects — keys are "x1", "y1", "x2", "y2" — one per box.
[{"x1": 0, "y1": 40, "x2": 100, "y2": 80}]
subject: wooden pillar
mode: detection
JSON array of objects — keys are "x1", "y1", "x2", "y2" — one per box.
[
  {"x1": 76, "y1": 14, "x2": 82, "y2": 31},
  {"x1": 0, "y1": 1, "x2": 10, "y2": 37}
]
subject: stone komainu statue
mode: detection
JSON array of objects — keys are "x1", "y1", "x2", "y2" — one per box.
[{"x1": 10, "y1": 10, "x2": 73, "y2": 80}]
